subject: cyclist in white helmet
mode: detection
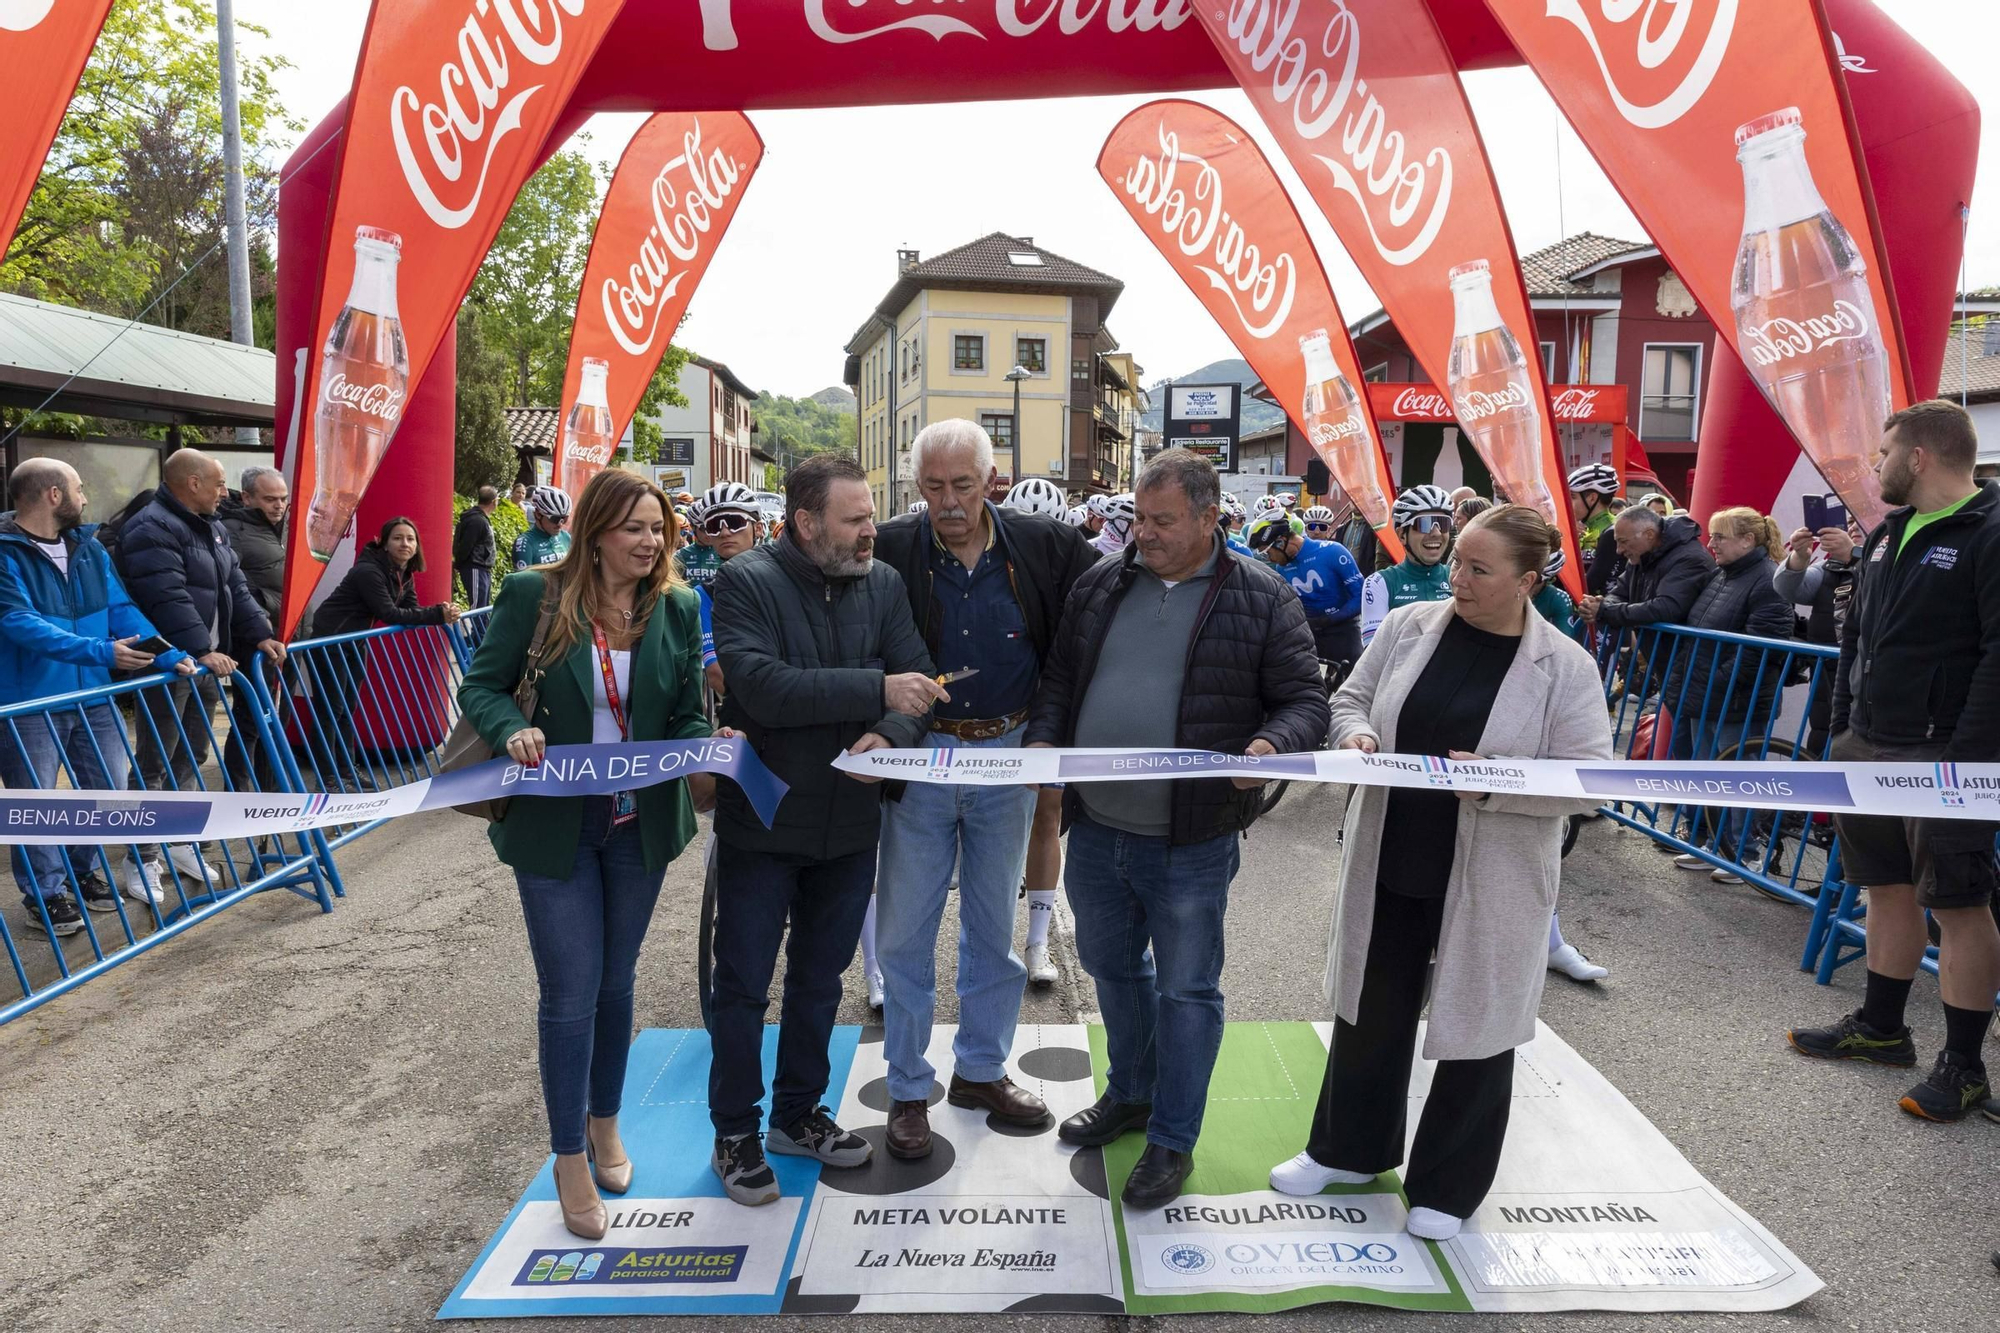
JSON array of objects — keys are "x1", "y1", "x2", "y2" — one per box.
[
  {"x1": 1359, "y1": 485, "x2": 1454, "y2": 647},
  {"x1": 1565, "y1": 462, "x2": 1621, "y2": 594},
  {"x1": 1302, "y1": 504, "x2": 1339, "y2": 541},
  {"x1": 1003, "y1": 476, "x2": 1068, "y2": 518},
  {"x1": 1220, "y1": 492, "x2": 1252, "y2": 555},
  {"x1": 513, "y1": 486, "x2": 573, "y2": 570},
  {"x1": 1082, "y1": 492, "x2": 1113, "y2": 537},
  {"x1": 1091, "y1": 492, "x2": 1137, "y2": 556},
  {"x1": 1064, "y1": 504, "x2": 1090, "y2": 529}
]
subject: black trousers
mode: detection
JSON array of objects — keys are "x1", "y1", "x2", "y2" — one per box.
[{"x1": 1307, "y1": 883, "x2": 1515, "y2": 1219}]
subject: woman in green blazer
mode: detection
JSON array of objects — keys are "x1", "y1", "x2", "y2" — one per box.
[{"x1": 459, "y1": 469, "x2": 720, "y2": 1242}]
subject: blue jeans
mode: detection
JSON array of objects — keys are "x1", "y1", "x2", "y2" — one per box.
[
  {"x1": 707, "y1": 839, "x2": 876, "y2": 1138},
  {"x1": 0, "y1": 703, "x2": 130, "y2": 904},
  {"x1": 1064, "y1": 813, "x2": 1239, "y2": 1154},
  {"x1": 876, "y1": 726, "x2": 1036, "y2": 1100},
  {"x1": 1669, "y1": 710, "x2": 1764, "y2": 856},
  {"x1": 512, "y1": 797, "x2": 667, "y2": 1155}
]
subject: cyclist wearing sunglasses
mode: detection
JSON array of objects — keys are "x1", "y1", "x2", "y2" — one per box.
[
  {"x1": 1359, "y1": 485, "x2": 1455, "y2": 649},
  {"x1": 1246, "y1": 510, "x2": 1364, "y2": 667},
  {"x1": 512, "y1": 486, "x2": 574, "y2": 571},
  {"x1": 686, "y1": 483, "x2": 764, "y2": 695}
]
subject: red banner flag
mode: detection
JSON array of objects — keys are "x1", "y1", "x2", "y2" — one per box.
[
  {"x1": 553, "y1": 112, "x2": 763, "y2": 496},
  {"x1": 277, "y1": 0, "x2": 630, "y2": 638},
  {"x1": 1098, "y1": 99, "x2": 1402, "y2": 563},
  {"x1": 0, "y1": 0, "x2": 115, "y2": 262},
  {"x1": 1193, "y1": 1, "x2": 1582, "y2": 590},
  {"x1": 1481, "y1": 0, "x2": 1912, "y2": 531}
]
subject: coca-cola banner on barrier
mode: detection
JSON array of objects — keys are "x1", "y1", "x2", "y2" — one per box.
[
  {"x1": 277, "y1": 0, "x2": 631, "y2": 638},
  {"x1": 1192, "y1": 0, "x2": 1582, "y2": 590},
  {"x1": 1098, "y1": 100, "x2": 1403, "y2": 562},
  {"x1": 1480, "y1": 0, "x2": 1912, "y2": 531},
  {"x1": 0, "y1": 0, "x2": 115, "y2": 262},
  {"x1": 554, "y1": 112, "x2": 764, "y2": 495}
]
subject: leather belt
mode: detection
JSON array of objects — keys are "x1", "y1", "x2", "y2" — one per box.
[{"x1": 931, "y1": 709, "x2": 1028, "y2": 743}]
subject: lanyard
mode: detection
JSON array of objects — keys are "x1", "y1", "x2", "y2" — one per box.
[{"x1": 590, "y1": 621, "x2": 631, "y2": 740}]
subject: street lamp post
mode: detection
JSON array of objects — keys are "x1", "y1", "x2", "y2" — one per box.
[{"x1": 1004, "y1": 364, "x2": 1031, "y2": 484}]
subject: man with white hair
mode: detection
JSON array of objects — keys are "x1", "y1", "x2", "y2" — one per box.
[{"x1": 869, "y1": 418, "x2": 1098, "y2": 1161}]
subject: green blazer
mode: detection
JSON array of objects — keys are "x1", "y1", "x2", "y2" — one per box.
[{"x1": 457, "y1": 570, "x2": 712, "y2": 879}]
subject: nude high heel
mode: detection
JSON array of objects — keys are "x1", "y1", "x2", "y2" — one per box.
[
  {"x1": 586, "y1": 1115, "x2": 633, "y2": 1195},
  {"x1": 552, "y1": 1152, "x2": 607, "y2": 1239}
]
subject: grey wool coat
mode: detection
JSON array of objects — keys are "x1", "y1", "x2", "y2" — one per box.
[{"x1": 1324, "y1": 597, "x2": 1612, "y2": 1060}]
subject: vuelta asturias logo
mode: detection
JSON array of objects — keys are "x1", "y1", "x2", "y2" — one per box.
[
  {"x1": 1544, "y1": 0, "x2": 1740, "y2": 130},
  {"x1": 1935, "y1": 763, "x2": 1965, "y2": 807},
  {"x1": 1119, "y1": 123, "x2": 1298, "y2": 340},
  {"x1": 927, "y1": 748, "x2": 958, "y2": 781},
  {"x1": 604, "y1": 120, "x2": 748, "y2": 357},
  {"x1": 1421, "y1": 755, "x2": 1455, "y2": 788},
  {"x1": 1163, "y1": 1243, "x2": 1215, "y2": 1275},
  {"x1": 1741, "y1": 300, "x2": 1872, "y2": 369}
]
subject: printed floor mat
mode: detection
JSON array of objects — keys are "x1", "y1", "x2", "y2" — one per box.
[{"x1": 439, "y1": 1020, "x2": 1820, "y2": 1317}]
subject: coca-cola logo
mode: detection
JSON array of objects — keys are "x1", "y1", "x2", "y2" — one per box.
[
  {"x1": 1309, "y1": 413, "x2": 1365, "y2": 445},
  {"x1": 1120, "y1": 123, "x2": 1296, "y2": 340},
  {"x1": 699, "y1": 0, "x2": 1191, "y2": 50},
  {"x1": 603, "y1": 121, "x2": 746, "y2": 358},
  {"x1": 1741, "y1": 299, "x2": 1871, "y2": 368},
  {"x1": 1551, "y1": 387, "x2": 1602, "y2": 421},
  {"x1": 1832, "y1": 31, "x2": 1874, "y2": 75},
  {"x1": 390, "y1": 0, "x2": 588, "y2": 230},
  {"x1": 568, "y1": 440, "x2": 615, "y2": 466},
  {"x1": 1452, "y1": 382, "x2": 1531, "y2": 423},
  {"x1": 1545, "y1": 0, "x2": 1740, "y2": 130},
  {"x1": 1390, "y1": 387, "x2": 1451, "y2": 419},
  {"x1": 1215, "y1": 1, "x2": 1452, "y2": 269},
  {"x1": 0, "y1": 0, "x2": 56, "y2": 32},
  {"x1": 322, "y1": 373, "x2": 406, "y2": 424}
]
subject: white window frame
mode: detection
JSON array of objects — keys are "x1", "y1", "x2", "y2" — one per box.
[
  {"x1": 1540, "y1": 340, "x2": 1558, "y2": 381},
  {"x1": 1639, "y1": 342, "x2": 1703, "y2": 443}
]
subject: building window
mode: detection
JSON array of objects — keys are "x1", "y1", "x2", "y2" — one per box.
[
  {"x1": 1363, "y1": 362, "x2": 1388, "y2": 383},
  {"x1": 1016, "y1": 337, "x2": 1046, "y2": 374},
  {"x1": 1540, "y1": 341, "x2": 1558, "y2": 381},
  {"x1": 1641, "y1": 343, "x2": 1702, "y2": 441},
  {"x1": 954, "y1": 335, "x2": 985, "y2": 372},
  {"x1": 980, "y1": 411, "x2": 1015, "y2": 456},
  {"x1": 1072, "y1": 359, "x2": 1089, "y2": 382}
]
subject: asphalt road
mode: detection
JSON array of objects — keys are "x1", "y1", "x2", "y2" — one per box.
[{"x1": 1, "y1": 785, "x2": 1995, "y2": 1332}]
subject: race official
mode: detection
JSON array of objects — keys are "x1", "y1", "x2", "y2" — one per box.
[{"x1": 870, "y1": 421, "x2": 1097, "y2": 1161}]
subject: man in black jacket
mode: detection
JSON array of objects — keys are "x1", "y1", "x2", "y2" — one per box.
[
  {"x1": 866, "y1": 421, "x2": 1099, "y2": 1163},
  {"x1": 706, "y1": 454, "x2": 940, "y2": 1206},
  {"x1": 216, "y1": 466, "x2": 292, "y2": 790},
  {"x1": 1788, "y1": 400, "x2": 2000, "y2": 1122},
  {"x1": 452, "y1": 486, "x2": 499, "y2": 608},
  {"x1": 1026, "y1": 449, "x2": 1328, "y2": 1208},
  {"x1": 1578, "y1": 508, "x2": 1714, "y2": 631}
]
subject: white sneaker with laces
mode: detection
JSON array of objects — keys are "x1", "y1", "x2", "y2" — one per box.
[
  {"x1": 866, "y1": 970, "x2": 885, "y2": 1010},
  {"x1": 1710, "y1": 867, "x2": 1746, "y2": 885},
  {"x1": 1548, "y1": 943, "x2": 1609, "y2": 982},
  {"x1": 1025, "y1": 942, "x2": 1059, "y2": 986},
  {"x1": 1672, "y1": 853, "x2": 1709, "y2": 871},
  {"x1": 1406, "y1": 1206, "x2": 1462, "y2": 1240},
  {"x1": 122, "y1": 859, "x2": 165, "y2": 905},
  {"x1": 1269, "y1": 1151, "x2": 1375, "y2": 1195},
  {"x1": 164, "y1": 843, "x2": 216, "y2": 881}
]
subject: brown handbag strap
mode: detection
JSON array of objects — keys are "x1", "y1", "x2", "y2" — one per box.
[{"x1": 512, "y1": 596, "x2": 559, "y2": 715}]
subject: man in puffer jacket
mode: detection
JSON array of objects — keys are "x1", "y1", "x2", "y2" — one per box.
[{"x1": 1580, "y1": 507, "x2": 1715, "y2": 630}]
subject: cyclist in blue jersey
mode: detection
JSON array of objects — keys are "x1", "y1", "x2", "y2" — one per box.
[
  {"x1": 688, "y1": 482, "x2": 763, "y2": 696},
  {"x1": 1246, "y1": 510, "x2": 1365, "y2": 666}
]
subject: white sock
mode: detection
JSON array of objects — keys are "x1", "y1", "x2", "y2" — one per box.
[
  {"x1": 1547, "y1": 912, "x2": 1565, "y2": 953},
  {"x1": 860, "y1": 894, "x2": 879, "y2": 975},
  {"x1": 1025, "y1": 889, "x2": 1056, "y2": 950}
]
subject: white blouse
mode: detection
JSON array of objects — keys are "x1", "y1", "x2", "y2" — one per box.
[{"x1": 591, "y1": 648, "x2": 633, "y2": 743}]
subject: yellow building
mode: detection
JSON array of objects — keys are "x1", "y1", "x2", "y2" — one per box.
[{"x1": 843, "y1": 233, "x2": 1140, "y2": 513}]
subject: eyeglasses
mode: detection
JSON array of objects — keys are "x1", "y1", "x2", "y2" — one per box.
[
  {"x1": 701, "y1": 511, "x2": 754, "y2": 536},
  {"x1": 1305, "y1": 523, "x2": 1332, "y2": 535},
  {"x1": 1406, "y1": 515, "x2": 1451, "y2": 535}
]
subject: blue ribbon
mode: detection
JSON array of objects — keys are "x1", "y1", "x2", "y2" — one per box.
[{"x1": 421, "y1": 737, "x2": 788, "y2": 828}]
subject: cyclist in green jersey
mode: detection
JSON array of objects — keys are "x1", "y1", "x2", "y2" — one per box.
[
  {"x1": 1359, "y1": 484, "x2": 1455, "y2": 647},
  {"x1": 512, "y1": 485, "x2": 573, "y2": 570},
  {"x1": 1531, "y1": 547, "x2": 1586, "y2": 641}
]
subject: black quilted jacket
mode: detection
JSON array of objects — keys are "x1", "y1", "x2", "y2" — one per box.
[{"x1": 1026, "y1": 539, "x2": 1329, "y2": 845}]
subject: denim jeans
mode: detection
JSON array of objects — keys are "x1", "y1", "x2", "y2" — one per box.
[
  {"x1": 0, "y1": 703, "x2": 130, "y2": 905},
  {"x1": 512, "y1": 797, "x2": 667, "y2": 1155},
  {"x1": 132, "y1": 674, "x2": 223, "y2": 791},
  {"x1": 876, "y1": 725, "x2": 1036, "y2": 1100},
  {"x1": 1064, "y1": 812, "x2": 1240, "y2": 1154},
  {"x1": 1669, "y1": 709, "x2": 1765, "y2": 856}
]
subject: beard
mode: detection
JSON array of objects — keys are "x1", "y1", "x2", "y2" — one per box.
[
  {"x1": 54, "y1": 496, "x2": 83, "y2": 529},
  {"x1": 805, "y1": 526, "x2": 872, "y2": 577},
  {"x1": 1877, "y1": 456, "x2": 1914, "y2": 507}
]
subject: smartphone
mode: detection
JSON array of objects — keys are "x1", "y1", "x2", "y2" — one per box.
[
  {"x1": 129, "y1": 634, "x2": 173, "y2": 656},
  {"x1": 1801, "y1": 493, "x2": 1849, "y2": 534}
]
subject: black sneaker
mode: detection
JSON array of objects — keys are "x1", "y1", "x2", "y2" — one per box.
[
  {"x1": 1898, "y1": 1051, "x2": 1991, "y2": 1123},
  {"x1": 76, "y1": 873, "x2": 118, "y2": 914},
  {"x1": 23, "y1": 896, "x2": 84, "y2": 937},
  {"x1": 1983, "y1": 1099, "x2": 1999, "y2": 1125},
  {"x1": 711, "y1": 1133, "x2": 779, "y2": 1206},
  {"x1": 1786, "y1": 1011, "x2": 1917, "y2": 1066},
  {"x1": 767, "y1": 1105, "x2": 872, "y2": 1168}
]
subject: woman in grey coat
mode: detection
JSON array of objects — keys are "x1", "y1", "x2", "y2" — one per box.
[{"x1": 1267, "y1": 506, "x2": 1612, "y2": 1241}]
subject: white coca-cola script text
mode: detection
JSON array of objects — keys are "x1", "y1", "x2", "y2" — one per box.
[
  {"x1": 1452, "y1": 382, "x2": 1531, "y2": 423},
  {"x1": 1390, "y1": 387, "x2": 1452, "y2": 419},
  {"x1": 698, "y1": 0, "x2": 1190, "y2": 49},
  {"x1": 1551, "y1": 387, "x2": 1602, "y2": 421},
  {"x1": 1740, "y1": 299, "x2": 1872, "y2": 368},
  {"x1": 322, "y1": 373, "x2": 406, "y2": 424},
  {"x1": 1543, "y1": 0, "x2": 1740, "y2": 130},
  {"x1": 603, "y1": 121, "x2": 747, "y2": 357}
]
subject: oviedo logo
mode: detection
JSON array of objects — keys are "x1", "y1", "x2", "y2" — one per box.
[
  {"x1": 604, "y1": 120, "x2": 748, "y2": 357},
  {"x1": 1163, "y1": 1243, "x2": 1215, "y2": 1275},
  {"x1": 1543, "y1": 0, "x2": 1740, "y2": 130},
  {"x1": 0, "y1": 0, "x2": 56, "y2": 33},
  {"x1": 391, "y1": 0, "x2": 593, "y2": 230},
  {"x1": 1215, "y1": 0, "x2": 1454, "y2": 268},
  {"x1": 1119, "y1": 123, "x2": 1298, "y2": 340},
  {"x1": 700, "y1": 0, "x2": 1193, "y2": 49},
  {"x1": 1740, "y1": 299, "x2": 1871, "y2": 369}
]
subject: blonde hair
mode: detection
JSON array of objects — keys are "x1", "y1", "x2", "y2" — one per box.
[
  {"x1": 540, "y1": 470, "x2": 684, "y2": 658},
  {"x1": 1708, "y1": 506, "x2": 1781, "y2": 556},
  {"x1": 1461, "y1": 503, "x2": 1556, "y2": 578}
]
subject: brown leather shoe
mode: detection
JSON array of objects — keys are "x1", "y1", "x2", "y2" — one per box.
[
  {"x1": 886, "y1": 1098, "x2": 933, "y2": 1159},
  {"x1": 947, "y1": 1073, "x2": 1052, "y2": 1127}
]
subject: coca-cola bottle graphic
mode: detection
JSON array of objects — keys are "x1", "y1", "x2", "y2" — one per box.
[
  {"x1": 1446, "y1": 259, "x2": 1558, "y2": 525},
  {"x1": 1299, "y1": 329, "x2": 1389, "y2": 530},
  {"x1": 306, "y1": 226, "x2": 409, "y2": 560},
  {"x1": 1732, "y1": 108, "x2": 1892, "y2": 531},
  {"x1": 560, "y1": 357, "x2": 615, "y2": 494}
]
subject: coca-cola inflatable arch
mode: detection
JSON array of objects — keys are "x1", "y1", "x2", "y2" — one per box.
[{"x1": 276, "y1": 0, "x2": 1976, "y2": 631}]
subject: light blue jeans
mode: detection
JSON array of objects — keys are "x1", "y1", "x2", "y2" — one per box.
[{"x1": 875, "y1": 725, "x2": 1036, "y2": 1102}]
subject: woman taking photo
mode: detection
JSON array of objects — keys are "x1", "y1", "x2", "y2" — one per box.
[
  {"x1": 1268, "y1": 505, "x2": 1612, "y2": 1240},
  {"x1": 459, "y1": 470, "x2": 718, "y2": 1241}
]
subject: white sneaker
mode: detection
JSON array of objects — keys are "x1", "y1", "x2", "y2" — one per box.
[
  {"x1": 1672, "y1": 853, "x2": 1709, "y2": 871},
  {"x1": 866, "y1": 970, "x2": 885, "y2": 1010},
  {"x1": 1025, "y1": 942, "x2": 1059, "y2": 987},
  {"x1": 1548, "y1": 943, "x2": 1609, "y2": 982},
  {"x1": 1269, "y1": 1151, "x2": 1375, "y2": 1196},
  {"x1": 1710, "y1": 867, "x2": 1746, "y2": 885},
  {"x1": 122, "y1": 859, "x2": 165, "y2": 905},
  {"x1": 1406, "y1": 1206, "x2": 1462, "y2": 1240},
  {"x1": 164, "y1": 843, "x2": 216, "y2": 881}
]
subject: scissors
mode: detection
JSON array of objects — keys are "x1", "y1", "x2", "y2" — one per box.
[{"x1": 936, "y1": 667, "x2": 981, "y2": 686}]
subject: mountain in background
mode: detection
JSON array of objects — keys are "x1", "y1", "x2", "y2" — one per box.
[
  {"x1": 1139, "y1": 357, "x2": 1288, "y2": 436},
  {"x1": 754, "y1": 389, "x2": 857, "y2": 462},
  {"x1": 809, "y1": 386, "x2": 856, "y2": 414}
]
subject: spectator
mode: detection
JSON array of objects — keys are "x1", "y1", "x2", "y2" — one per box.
[
  {"x1": 1445, "y1": 485, "x2": 1479, "y2": 510},
  {"x1": 114, "y1": 449, "x2": 285, "y2": 898},
  {"x1": 1773, "y1": 519, "x2": 1863, "y2": 756},
  {"x1": 452, "y1": 485, "x2": 499, "y2": 609},
  {"x1": 705, "y1": 455, "x2": 938, "y2": 1207},
  {"x1": 1576, "y1": 506, "x2": 1715, "y2": 633},
  {"x1": 217, "y1": 465, "x2": 293, "y2": 790},
  {"x1": 0, "y1": 460, "x2": 194, "y2": 935},
  {"x1": 1789, "y1": 400, "x2": 2000, "y2": 1123},
  {"x1": 1026, "y1": 449, "x2": 1328, "y2": 1209},
  {"x1": 508, "y1": 482, "x2": 528, "y2": 507},
  {"x1": 1453, "y1": 495, "x2": 1492, "y2": 531}
]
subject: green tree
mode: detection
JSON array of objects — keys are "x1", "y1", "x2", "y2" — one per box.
[
  {"x1": 454, "y1": 303, "x2": 516, "y2": 493},
  {"x1": 468, "y1": 149, "x2": 600, "y2": 405},
  {"x1": 750, "y1": 390, "x2": 858, "y2": 472}
]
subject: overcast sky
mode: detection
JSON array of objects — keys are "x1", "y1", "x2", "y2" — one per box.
[{"x1": 236, "y1": 1, "x2": 1997, "y2": 399}]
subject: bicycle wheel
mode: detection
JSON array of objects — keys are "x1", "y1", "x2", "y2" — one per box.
[{"x1": 1700, "y1": 737, "x2": 1830, "y2": 899}]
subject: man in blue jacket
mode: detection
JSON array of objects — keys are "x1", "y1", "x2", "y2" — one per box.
[{"x1": 0, "y1": 459, "x2": 194, "y2": 936}]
